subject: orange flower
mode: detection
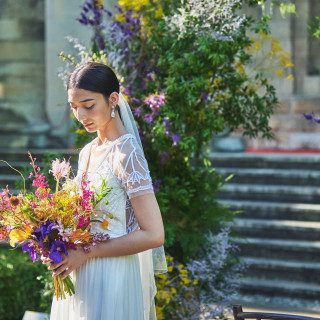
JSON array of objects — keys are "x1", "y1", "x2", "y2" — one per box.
[{"x1": 102, "y1": 219, "x2": 109, "y2": 229}]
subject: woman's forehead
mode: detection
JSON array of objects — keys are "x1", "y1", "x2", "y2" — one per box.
[{"x1": 68, "y1": 88, "x2": 99, "y2": 103}]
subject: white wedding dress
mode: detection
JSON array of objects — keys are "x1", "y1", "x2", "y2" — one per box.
[{"x1": 50, "y1": 133, "x2": 159, "y2": 320}]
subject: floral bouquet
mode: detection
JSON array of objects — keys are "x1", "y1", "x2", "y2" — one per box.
[{"x1": 0, "y1": 152, "x2": 112, "y2": 300}]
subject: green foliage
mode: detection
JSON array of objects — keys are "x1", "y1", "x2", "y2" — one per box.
[
  {"x1": 309, "y1": 1, "x2": 320, "y2": 40},
  {"x1": 0, "y1": 247, "x2": 52, "y2": 320},
  {"x1": 63, "y1": 0, "x2": 283, "y2": 261},
  {"x1": 15, "y1": 152, "x2": 64, "y2": 191}
]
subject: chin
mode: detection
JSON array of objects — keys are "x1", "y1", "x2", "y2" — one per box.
[{"x1": 85, "y1": 127, "x2": 97, "y2": 133}]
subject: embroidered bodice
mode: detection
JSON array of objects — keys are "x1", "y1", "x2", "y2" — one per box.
[{"x1": 74, "y1": 133, "x2": 154, "y2": 239}]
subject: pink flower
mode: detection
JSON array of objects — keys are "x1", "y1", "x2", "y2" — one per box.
[{"x1": 50, "y1": 158, "x2": 71, "y2": 181}]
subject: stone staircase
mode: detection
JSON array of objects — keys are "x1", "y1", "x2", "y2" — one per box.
[
  {"x1": 0, "y1": 149, "x2": 79, "y2": 194},
  {"x1": 209, "y1": 152, "x2": 320, "y2": 304}
]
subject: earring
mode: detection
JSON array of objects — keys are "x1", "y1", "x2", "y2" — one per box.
[{"x1": 111, "y1": 105, "x2": 115, "y2": 118}]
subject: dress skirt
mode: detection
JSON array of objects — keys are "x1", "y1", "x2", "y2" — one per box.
[{"x1": 50, "y1": 254, "x2": 144, "y2": 320}]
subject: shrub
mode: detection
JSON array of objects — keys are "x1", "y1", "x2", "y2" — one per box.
[{"x1": 0, "y1": 247, "x2": 52, "y2": 320}]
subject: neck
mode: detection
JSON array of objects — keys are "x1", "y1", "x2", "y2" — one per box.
[{"x1": 97, "y1": 116, "x2": 127, "y2": 145}]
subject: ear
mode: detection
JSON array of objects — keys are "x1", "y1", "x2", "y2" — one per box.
[{"x1": 109, "y1": 92, "x2": 119, "y2": 106}]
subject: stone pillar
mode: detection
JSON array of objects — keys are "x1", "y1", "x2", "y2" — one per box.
[
  {"x1": 45, "y1": 0, "x2": 118, "y2": 148},
  {"x1": 291, "y1": 0, "x2": 309, "y2": 94},
  {"x1": 0, "y1": 0, "x2": 49, "y2": 148}
]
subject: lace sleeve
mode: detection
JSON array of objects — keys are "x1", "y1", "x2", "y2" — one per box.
[{"x1": 114, "y1": 137, "x2": 154, "y2": 199}]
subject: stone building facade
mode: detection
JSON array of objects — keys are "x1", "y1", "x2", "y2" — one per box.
[
  {"x1": 233, "y1": 0, "x2": 320, "y2": 150},
  {"x1": 0, "y1": 0, "x2": 320, "y2": 150}
]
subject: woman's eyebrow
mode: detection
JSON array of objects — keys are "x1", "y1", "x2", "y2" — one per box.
[{"x1": 68, "y1": 98, "x2": 95, "y2": 103}]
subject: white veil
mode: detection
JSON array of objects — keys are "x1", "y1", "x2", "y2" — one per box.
[{"x1": 118, "y1": 92, "x2": 167, "y2": 319}]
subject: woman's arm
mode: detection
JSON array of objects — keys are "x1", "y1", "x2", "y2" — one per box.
[{"x1": 47, "y1": 192, "x2": 164, "y2": 279}]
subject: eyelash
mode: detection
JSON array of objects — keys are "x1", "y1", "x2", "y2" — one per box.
[{"x1": 70, "y1": 105, "x2": 95, "y2": 110}]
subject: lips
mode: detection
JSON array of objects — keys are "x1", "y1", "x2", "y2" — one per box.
[{"x1": 83, "y1": 122, "x2": 93, "y2": 128}]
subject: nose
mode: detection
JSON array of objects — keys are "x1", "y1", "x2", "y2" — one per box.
[{"x1": 77, "y1": 108, "x2": 87, "y2": 121}]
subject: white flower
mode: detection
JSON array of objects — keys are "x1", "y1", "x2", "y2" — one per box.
[{"x1": 49, "y1": 158, "x2": 71, "y2": 181}]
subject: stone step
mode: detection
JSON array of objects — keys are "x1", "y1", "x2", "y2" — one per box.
[
  {"x1": 217, "y1": 184, "x2": 320, "y2": 204},
  {"x1": 216, "y1": 168, "x2": 320, "y2": 186},
  {"x1": 233, "y1": 237, "x2": 320, "y2": 262},
  {"x1": 219, "y1": 200, "x2": 320, "y2": 221},
  {"x1": 233, "y1": 218, "x2": 320, "y2": 241},
  {"x1": 238, "y1": 277, "x2": 320, "y2": 300},
  {"x1": 0, "y1": 149, "x2": 79, "y2": 162},
  {"x1": 208, "y1": 153, "x2": 320, "y2": 170},
  {"x1": 242, "y1": 257, "x2": 320, "y2": 283}
]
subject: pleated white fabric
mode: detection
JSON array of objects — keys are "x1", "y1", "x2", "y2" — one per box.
[
  {"x1": 50, "y1": 134, "x2": 159, "y2": 320},
  {"x1": 50, "y1": 254, "x2": 144, "y2": 319}
]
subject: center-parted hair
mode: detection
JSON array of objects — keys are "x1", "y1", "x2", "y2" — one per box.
[{"x1": 67, "y1": 62, "x2": 120, "y2": 100}]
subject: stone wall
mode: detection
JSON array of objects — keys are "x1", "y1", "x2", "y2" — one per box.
[
  {"x1": 232, "y1": 0, "x2": 320, "y2": 150},
  {"x1": 0, "y1": 0, "x2": 48, "y2": 148}
]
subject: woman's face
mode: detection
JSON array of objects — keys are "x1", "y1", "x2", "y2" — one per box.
[{"x1": 68, "y1": 88, "x2": 112, "y2": 133}]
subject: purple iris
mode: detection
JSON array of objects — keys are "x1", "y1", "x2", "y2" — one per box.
[
  {"x1": 49, "y1": 240, "x2": 68, "y2": 264},
  {"x1": 22, "y1": 241, "x2": 39, "y2": 262},
  {"x1": 32, "y1": 220, "x2": 55, "y2": 249}
]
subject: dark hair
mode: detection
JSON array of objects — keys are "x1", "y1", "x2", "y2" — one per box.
[{"x1": 67, "y1": 62, "x2": 120, "y2": 100}]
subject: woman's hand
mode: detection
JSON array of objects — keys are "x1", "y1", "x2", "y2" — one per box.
[{"x1": 47, "y1": 245, "x2": 90, "y2": 280}]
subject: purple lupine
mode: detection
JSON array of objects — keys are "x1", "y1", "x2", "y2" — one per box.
[
  {"x1": 134, "y1": 107, "x2": 142, "y2": 117},
  {"x1": 153, "y1": 179, "x2": 162, "y2": 193},
  {"x1": 163, "y1": 118, "x2": 171, "y2": 135},
  {"x1": 172, "y1": 134, "x2": 181, "y2": 146},
  {"x1": 201, "y1": 91, "x2": 209, "y2": 103},
  {"x1": 143, "y1": 113, "x2": 154, "y2": 124},
  {"x1": 145, "y1": 93, "x2": 165, "y2": 116}
]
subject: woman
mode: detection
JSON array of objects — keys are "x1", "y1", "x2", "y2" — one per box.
[{"x1": 45, "y1": 62, "x2": 167, "y2": 320}]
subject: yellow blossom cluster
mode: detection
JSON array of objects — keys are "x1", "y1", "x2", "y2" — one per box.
[
  {"x1": 243, "y1": 30, "x2": 294, "y2": 81},
  {"x1": 116, "y1": 0, "x2": 164, "y2": 25},
  {"x1": 155, "y1": 256, "x2": 198, "y2": 319}
]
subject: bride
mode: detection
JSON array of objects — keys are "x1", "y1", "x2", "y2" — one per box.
[{"x1": 44, "y1": 61, "x2": 167, "y2": 320}]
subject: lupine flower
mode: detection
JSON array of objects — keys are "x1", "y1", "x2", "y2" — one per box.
[
  {"x1": 172, "y1": 134, "x2": 181, "y2": 146},
  {"x1": 134, "y1": 107, "x2": 142, "y2": 117},
  {"x1": 145, "y1": 93, "x2": 165, "y2": 116},
  {"x1": 143, "y1": 113, "x2": 154, "y2": 124},
  {"x1": 50, "y1": 158, "x2": 71, "y2": 181},
  {"x1": 153, "y1": 179, "x2": 162, "y2": 193}
]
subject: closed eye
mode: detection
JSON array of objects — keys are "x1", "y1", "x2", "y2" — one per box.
[{"x1": 86, "y1": 105, "x2": 95, "y2": 110}]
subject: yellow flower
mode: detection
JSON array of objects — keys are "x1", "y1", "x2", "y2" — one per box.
[
  {"x1": 213, "y1": 78, "x2": 222, "y2": 87},
  {"x1": 225, "y1": 92, "x2": 231, "y2": 99},
  {"x1": 259, "y1": 30, "x2": 269, "y2": 40},
  {"x1": 193, "y1": 279, "x2": 198, "y2": 285},
  {"x1": 271, "y1": 41, "x2": 283, "y2": 53},
  {"x1": 254, "y1": 41, "x2": 261, "y2": 50},
  {"x1": 115, "y1": 13, "x2": 126, "y2": 22},
  {"x1": 235, "y1": 62, "x2": 245, "y2": 74},
  {"x1": 277, "y1": 69, "x2": 284, "y2": 76},
  {"x1": 155, "y1": 4, "x2": 164, "y2": 18},
  {"x1": 286, "y1": 74, "x2": 294, "y2": 80},
  {"x1": 9, "y1": 226, "x2": 31, "y2": 247},
  {"x1": 76, "y1": 129, "x2": 86, "y2": 135},
  {"x1": 167, "y1": 266, "x2": 173, "y2": 272}
]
